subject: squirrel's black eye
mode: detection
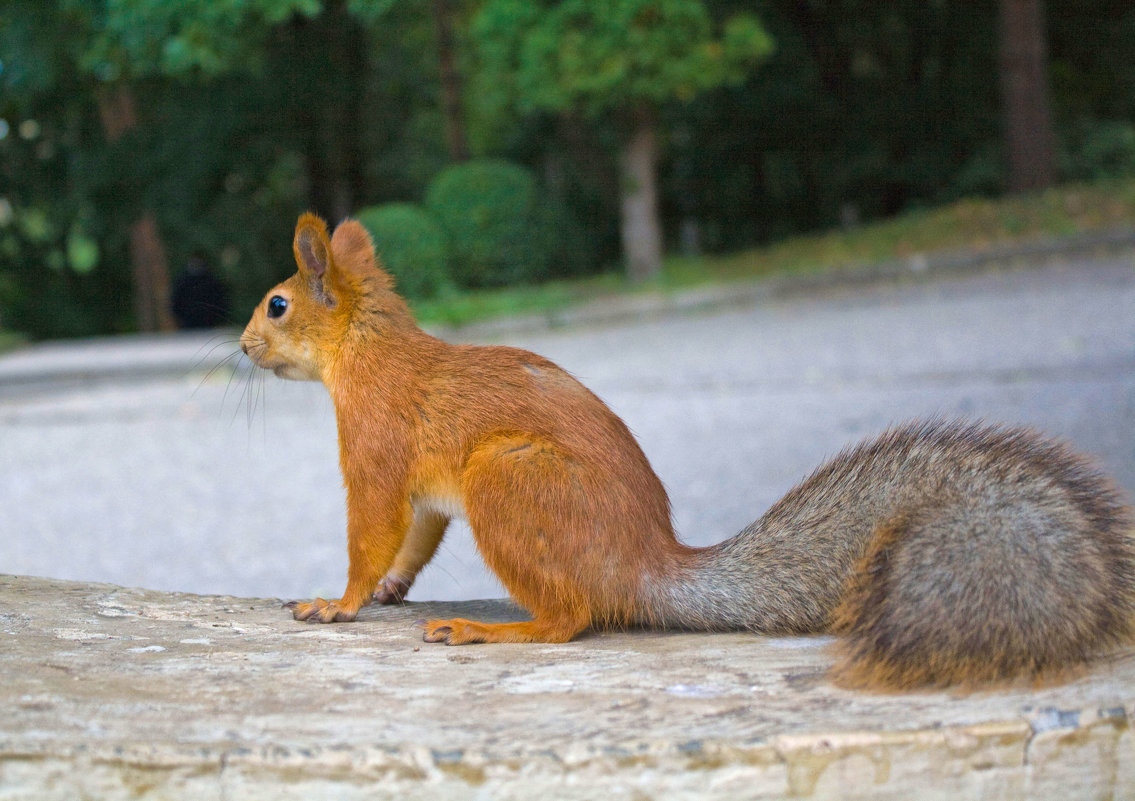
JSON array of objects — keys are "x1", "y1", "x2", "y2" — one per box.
[{"x1": 267, "y1": 295, "x2": 288, "y2": 319}]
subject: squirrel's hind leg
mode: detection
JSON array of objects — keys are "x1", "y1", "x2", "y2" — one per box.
[
  {"x1": 435, "y1": 433, "x2": 641, "y2": 644},
  {"x1": 419, "y1": 615, "x2": 588, "y2": 645},
  {"x1": 373, "y1": 509, "x2": 449, "y2": 604}
]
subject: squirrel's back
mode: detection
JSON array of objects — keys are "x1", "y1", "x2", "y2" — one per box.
[{"x1": 644, "y1": 420, "x2": 1135, "y2": 689}]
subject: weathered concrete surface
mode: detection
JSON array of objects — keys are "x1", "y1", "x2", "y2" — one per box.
[{"x1": 2, "y1": 575, "x2": 1132, "y2": 800}]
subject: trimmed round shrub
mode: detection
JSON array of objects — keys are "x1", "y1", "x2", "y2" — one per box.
[
  {"x1": 424, "y1": 159, "x2": 550, "y2": 287},
  {"x1": 354, "y1": 203, "x2": 450, "y2": 300}
]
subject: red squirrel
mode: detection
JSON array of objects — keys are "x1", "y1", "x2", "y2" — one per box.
[{"x1": 240, "y1": 213, "x2": 1135, "y2": 690}]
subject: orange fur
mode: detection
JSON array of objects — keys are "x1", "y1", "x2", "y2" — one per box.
[{"x1": 243, "y1": 214, "x2": 678, "y2": 637}]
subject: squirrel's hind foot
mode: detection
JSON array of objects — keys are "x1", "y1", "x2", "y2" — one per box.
[
  {"x1": 373, "y1": 575, "x2": 412, "y2": 605},
  {"x1": 418, "y1": 616, "x2": 587, "y2": 645}
]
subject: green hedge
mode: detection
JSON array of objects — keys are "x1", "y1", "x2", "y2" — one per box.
[
  {"x1": 424, "y1": 159, "x2": 551, "y2": 288},
  {"x1": 354, "y1": 203, "x2": 450, "y2": 300}
]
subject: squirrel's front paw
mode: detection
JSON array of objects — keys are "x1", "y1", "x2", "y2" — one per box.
[{"x1": 284, "y1": 597, "x2": 358, "y2": 623}]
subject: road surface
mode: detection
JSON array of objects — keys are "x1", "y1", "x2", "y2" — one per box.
[{"x1": 2, "y1": 257, "x2": 1133, "y2": 603}]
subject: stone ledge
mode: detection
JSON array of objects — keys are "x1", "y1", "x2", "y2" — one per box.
[{"x1": 2, "y1": 575, "x2": 1132, "y2": 799}]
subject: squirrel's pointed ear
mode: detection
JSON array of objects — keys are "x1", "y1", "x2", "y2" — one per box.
[
  {"x1": 294, "y1": 213, "x2": 331, "y2": 280},
  {"x1": 331, "y1": 219, "x2": 394, "y2": 289}
]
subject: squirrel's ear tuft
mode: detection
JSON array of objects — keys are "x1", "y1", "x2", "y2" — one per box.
[
  {"x1": 294, "y1": 213, "x2": 331, "y2": 279},
  {"x1": 331, "y1": 219, "x2": 394, "y2": 289}
]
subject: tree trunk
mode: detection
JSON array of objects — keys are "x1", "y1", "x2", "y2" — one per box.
[
  {"x1": 293, "y1": 2, "x2": 366, "y2": 221},
  {"x1": 96, "y1": 85, "x2": 176, "y2": 332},
  {"x1": 128, "y1": 212, "x2": 174, "y2": 333},
  {"x1": 998, "y1": 0, "x2": 1057, "y2": 193},
  {"x1": 432, "y1": 0, "x2": 470, "y2": 162},
  {"x1": 619, "y1": 110, "x2": 664, "y2": 282}
]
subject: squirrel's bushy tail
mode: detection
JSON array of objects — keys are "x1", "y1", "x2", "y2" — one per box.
[
  {"x1": 827, "y1": 468, "x2": 1135, "y2": 689},
  {"x1": 645, "y1": 420, "x2": 1135, "y2": 690}
]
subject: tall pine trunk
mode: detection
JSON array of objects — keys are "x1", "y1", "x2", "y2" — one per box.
[
  {"x1": 97, "y1": 86, "x2": 175, "y2": 332},
  {"x1": 998, "y1": 0, "x2": 1057, "y2": 193},
  {"x1": 619, "y1": 109, "x2": 664, "y2": 282}
]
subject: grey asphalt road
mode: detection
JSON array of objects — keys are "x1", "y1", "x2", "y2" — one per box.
[{"x1": 2, "y1": 257, "x2": 1133, "y2": 604}]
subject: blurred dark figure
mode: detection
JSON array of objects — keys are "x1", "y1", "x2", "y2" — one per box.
[{"x1": 171, "y1": 252, "x2": 230, "y2": 329}]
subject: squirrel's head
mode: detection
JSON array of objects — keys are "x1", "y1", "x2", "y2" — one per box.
[{"x1": 240, "y1": 212, "x2": 410, "y2": 382}]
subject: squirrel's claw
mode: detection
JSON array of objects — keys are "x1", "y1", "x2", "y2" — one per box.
[
  {"x1": 422, "y1": 625, "x2": 453, "y2": 643},
  {"x1": 418, "y1": 618, "x2": 458, "y2": 644}
]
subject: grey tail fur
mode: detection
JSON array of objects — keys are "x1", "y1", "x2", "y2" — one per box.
[{"x1": 641, "y1": 419, "x2": 1135, "y2": 687}]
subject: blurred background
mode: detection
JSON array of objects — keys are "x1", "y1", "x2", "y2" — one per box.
[
  {"x1": 2, "y1": 1, "x2": 1134, "y2": 603},
  {"x1": 1, "y1": 0, "x2": 1134, "y2": 340}
]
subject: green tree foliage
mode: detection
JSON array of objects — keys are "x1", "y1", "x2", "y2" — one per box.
[
  {"x1": 354, "y1": 203, "x2": 450, "y2": 300},
  {"x1": 0, "y1": 2, "x2": 130, "y2": 336},
  {"x1": 1, "y1": 0, "x2": 446, "y2": 336},
  {"x1": 73, "y1": 0, "x2": 322, "y2": 79},
  {"x1": 2, "y1": 0, "x2": 1135, "y2": 338},
  {"x1": 662, "y1": 0, "x2": 1007, "y2": 245},
  {"x1": 470, "y1": 0, "x2": 773, "y2": 280},
  {"x1": 475, "y1": 0, "x2": 770, "y2": 116}
]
